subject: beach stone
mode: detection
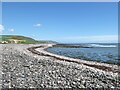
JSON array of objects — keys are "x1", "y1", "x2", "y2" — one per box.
[{"x1": 0, "y1": 44, "x2": 119, "y2": 88}]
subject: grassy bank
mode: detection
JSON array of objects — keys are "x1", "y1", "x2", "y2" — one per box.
[{"x1": 0, "y1": 35, "x2": 57, "y2": 44}]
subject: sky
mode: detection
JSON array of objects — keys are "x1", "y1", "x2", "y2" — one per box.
[
  {"x1": 2, "y1": 0, "x2": 120, "y2": 2},
  {"x1": 1, "y1": 2, "x2": 118, "y2": 43}
]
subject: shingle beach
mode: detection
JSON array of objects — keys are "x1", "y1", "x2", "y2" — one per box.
[{"x1": 0, "y1": 44, "x2": 119, "y2": 89}]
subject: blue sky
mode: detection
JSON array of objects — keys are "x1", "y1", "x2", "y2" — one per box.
[{"x1": 1, "y1": 2, "x2": 118, "y2": 43}]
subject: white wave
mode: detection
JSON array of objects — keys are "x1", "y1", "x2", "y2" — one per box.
[{"x1": 88, "y1": 44, "x2": 117, "y2": 47}]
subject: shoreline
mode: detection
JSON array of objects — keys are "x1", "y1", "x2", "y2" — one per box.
[
  {"x1": 27, "y1": 44, "x2": 119, "y2": 73},
  {"x1": 1, "y1": 44, "x2": 119, "y2": 88}
]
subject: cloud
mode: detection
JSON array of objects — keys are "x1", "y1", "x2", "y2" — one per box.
[
  {"x1": 32, "y1": 35, "x2": 35, "y2": 37},
  {"x1": 0, "y1": 24, "x2": 4, "y2": 33},
  {"x1": 56, "y1": 35, "x2": 118, "y2": 43},
  {"x1": 9, "y1": 28, "x2": 14, "y2": 32},
  {"x1": 34, "y1": 23, "x2": 42, "y2": 27}
]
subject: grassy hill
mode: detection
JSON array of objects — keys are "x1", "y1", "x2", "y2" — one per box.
[{"x1": 0, "y1": 35, "x2": 57, "y2": 44}]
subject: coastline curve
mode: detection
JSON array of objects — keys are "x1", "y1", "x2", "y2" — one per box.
[{"x1": 27, "y1": 44, "x2": 119, "y2": 73}]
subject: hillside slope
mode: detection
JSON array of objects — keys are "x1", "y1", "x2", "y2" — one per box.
[{"x1": 0, "y1": 35, "x2": 57, "y2": 44}]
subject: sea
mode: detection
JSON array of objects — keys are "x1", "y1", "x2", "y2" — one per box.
[{"x1": 47, "y1": 43, "x2": 119, "y2": 64}]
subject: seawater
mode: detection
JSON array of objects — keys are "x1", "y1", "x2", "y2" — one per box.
[{"x1": 47, "y1": 43, "x2": 118, "y2": 63}]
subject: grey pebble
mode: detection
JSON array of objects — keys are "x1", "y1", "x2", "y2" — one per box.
[{"x1": 0, "y1": 44, "x2": 119, "y2": 88}]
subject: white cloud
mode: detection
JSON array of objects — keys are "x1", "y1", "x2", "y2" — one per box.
[
  {"x1": 34, "y1": 23, "x2": 42, "y2": 27},
  {"x1": 56, "y1": 35, "x2": 118, "y2": 43},
  {"x1": 32, "y1": 35, "x2": 35, "y2": 37},
  {"x1": 0, "y1": 24, "x2": 4, "y2": 33},
  {"x1": 9, "y1": 28, "x2": 14, "y2": 32}
]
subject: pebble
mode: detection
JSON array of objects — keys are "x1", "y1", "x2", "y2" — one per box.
[{"x1": 0, "y1": 44, "x2": 120, "y2": 88}]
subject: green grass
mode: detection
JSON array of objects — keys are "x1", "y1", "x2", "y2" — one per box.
[{"x1": 0, "y1": 35, "x2": 57, "y2": 44}]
